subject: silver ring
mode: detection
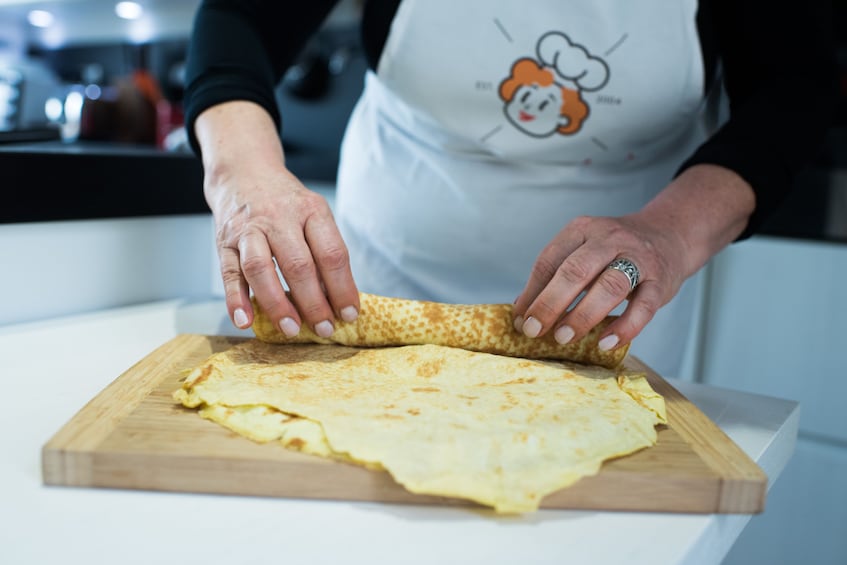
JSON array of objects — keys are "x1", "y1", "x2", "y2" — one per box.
[{"x1": 607, "y1": 258, "x2": 640, "y2": 291}]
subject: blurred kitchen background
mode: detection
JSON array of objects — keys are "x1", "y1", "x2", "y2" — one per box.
[
  {"x1": 0, "y1": 0, "x2": 365, "y2": 159},
  {"x1": 0, "y1": 2, "x2": 846, "y2": 564},
  {"x1": 0, "y1": 0, "x2": 367, "y2": 317}
]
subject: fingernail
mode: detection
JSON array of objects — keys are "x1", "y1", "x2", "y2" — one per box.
[
  {"x1": 315, "y1": 320, "x2": 334, "y2": 338},
  {"x1": 554, "y1": 325, "x2": 575, "y2": 345},
  {"x1": 598, "y1": 334, "x2": 619, "y2": 351},
  {"x1": 513, "y1": 316, "x2": 524, "y2": 333},
  {"x1": 279, "y1": 317, "x2": 300, "y2": 338},
  {"x1": 340, "y1": 306, "x2": 358, "y2": 323},
  {"x1": 233, "y1": 308, "x2": 249, "y2": 328},
  {"x1": 522, "y1": 317, "x2": 542, "y2": 338}
]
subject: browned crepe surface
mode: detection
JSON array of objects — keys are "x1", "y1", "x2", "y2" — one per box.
[{"x1": 252, "y1": 292, "x2": 627, "y2": 369}]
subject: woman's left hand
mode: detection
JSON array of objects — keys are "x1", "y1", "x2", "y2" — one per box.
[
  {"x1": 512, "y1": 164, "x2": 756, "y2": 351},
  {"x1": 512, "y1": 214, "x2": 688, "y2": 351}
]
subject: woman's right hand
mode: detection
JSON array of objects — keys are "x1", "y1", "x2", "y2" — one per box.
[{"x1": 195, "y1": 101, "x2": 360, "y2": 336}]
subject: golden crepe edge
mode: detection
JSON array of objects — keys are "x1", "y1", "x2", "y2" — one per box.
[{"x1": 250, "y1": 292, "x2": 629, "y2": 369}]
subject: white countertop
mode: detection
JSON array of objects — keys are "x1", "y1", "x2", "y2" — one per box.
[{"x1": 0, "y1": 299, "x2": 799, "y2": 565}]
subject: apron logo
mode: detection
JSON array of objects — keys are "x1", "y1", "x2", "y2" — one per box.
[{"x1": 499, "y1": 32, "x2": 609, "y2": 138}]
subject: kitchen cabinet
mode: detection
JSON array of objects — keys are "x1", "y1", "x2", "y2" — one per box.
[
  {"x1": 0, "y1": 214, "x2": 215, "y2": 326},
  {"x1": 695, "y1": 236, "x2": 847, "y2": 565},
  {"x1": 698, "y1": 236, "x2": 847, "y2": 443},
  {"x1": 724, "y1": 438, "x2": 847, "y2": 565}
]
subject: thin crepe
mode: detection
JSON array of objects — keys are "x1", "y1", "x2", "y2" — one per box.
[
  {"x1": 174, "y1": 340, "x2": 666, "y2": 513},
  {"x1": 252, "y1": 293, "x2": 627, "y2": 369}
]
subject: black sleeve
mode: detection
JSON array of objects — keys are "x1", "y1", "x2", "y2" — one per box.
[
  {"x1": 679, "y1": 0, "x2": 839, "y2": 239},
  {"x1": 183, "y1": 0, "x2": 342, "y2": 156}
]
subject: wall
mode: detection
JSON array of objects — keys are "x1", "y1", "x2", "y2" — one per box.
[{"x1": 700, "y1": 236, "x2": 847, "y2": 565}]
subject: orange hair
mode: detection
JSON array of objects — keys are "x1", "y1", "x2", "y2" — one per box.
[{"x1": 499, "y1": 58, "x2": 589, "y2": 135}]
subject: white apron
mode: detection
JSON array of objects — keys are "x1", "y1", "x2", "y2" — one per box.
[{"x1": 335, "y1": 0, "x2": 707, "y2": 376}]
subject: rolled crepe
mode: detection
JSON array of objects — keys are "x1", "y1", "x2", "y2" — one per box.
[{"x1": 251, "y1": 293, "x2": 628, "y2": 369}]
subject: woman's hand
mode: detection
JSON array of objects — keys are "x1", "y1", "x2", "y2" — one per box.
[
  {"x1": 195, "y1": 101, "x2": 359, "y2": 335},
  {"x1": 513, "y1": 214, "x2": 688, "y2": 351},
  {"x1": 513, "y1": 164, "x2": 756, "y2": 350}
]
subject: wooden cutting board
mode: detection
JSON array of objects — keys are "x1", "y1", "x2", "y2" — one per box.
[{"x1": 42, "y1": 334, "x2": 766, "y2": 513}]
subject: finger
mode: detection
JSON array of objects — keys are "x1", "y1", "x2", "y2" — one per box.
[
  {"x1": 598, "y1": 280, "x2": 663, "y2": 351},
  {"x1": 219, "y1": 245, "x2": 252, "y2": 329},
  {"x1": 520, "y1": 242, "x2": 611, "y2": 339},
  {"x1": 237, "y1": 229, "x2": 301, "y2": 337},
  {"x1": 513, "y1": 229, "x2": 584, "y2": 331},
  {"x1": 555, "y1": 261, "x2": 634, "y2": 344},
  {"x1": 270, "y1": 226, "x2": 337, "y2": 338},
  {"x1": 303, "y1": 208, "x2": 360, "y2": 323}
]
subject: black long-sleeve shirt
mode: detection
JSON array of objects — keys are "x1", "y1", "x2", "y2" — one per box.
[{"x1": 184, "y1": 0, "x2": 838, "y2": 239}]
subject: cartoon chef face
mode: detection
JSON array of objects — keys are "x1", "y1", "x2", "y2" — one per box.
[
  {"x1": 503, "y1": 80, "x2": 569, "y2": 137},
  {"x1": 500, "y1": 59, "x2": 590, "y2": 137},
  {"x1": 498, "y1": 32, "x2": 609, "y2": 139}
]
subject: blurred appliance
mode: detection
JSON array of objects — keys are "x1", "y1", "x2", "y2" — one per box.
[
  {"x1": 0, "y1": 59, "x2": 62, "y2": 142},
  {"x1": 273, "y1": 24, "x2": 367, "y2": 182}
]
